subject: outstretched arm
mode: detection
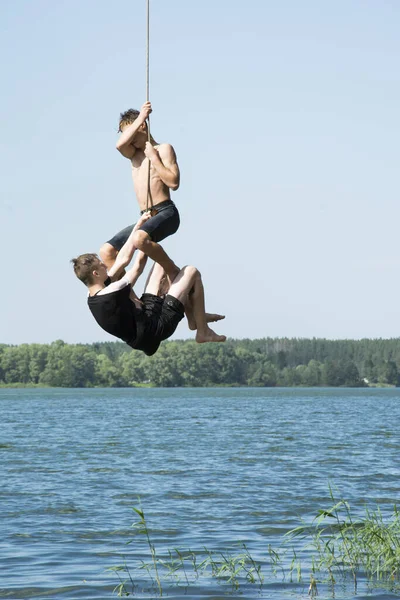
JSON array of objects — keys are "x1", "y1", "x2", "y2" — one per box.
[
  {"x1": 144, "y1": 143, "x2": 180, "y2": 191},
  {"x1": 125, "y1": 252, "x2": 148, "y2": 287},
  {"x1": 107, "y1": 213, "x2": 151, "y2": 280},
  {"x1": 97, "y1": 251, "x2": 148, "y2": 298},
  {"x1": 116, "y1": 101, "x2": 152, "y2": 159}
]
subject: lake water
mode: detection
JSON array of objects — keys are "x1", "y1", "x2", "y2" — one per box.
[{"x1": 1, "y1": 387, "x2": 400, "y2": 600}]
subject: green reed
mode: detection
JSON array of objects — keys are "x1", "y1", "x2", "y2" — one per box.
[
  {"x1": 277, "y1": 484, "x2": 400, "y2": 593},
  {"x1": 199, "y1": 544, "x2": 264, "y2": 590},
  {"x1": 107, "y1": 503, "x2": 263, "y2": 596},
  {"x1": 108, "y1": 488, "x2": 400, "y2": 597},
  {"x1": 108, "y1": 503, "x2": 163, "y2": 596}
]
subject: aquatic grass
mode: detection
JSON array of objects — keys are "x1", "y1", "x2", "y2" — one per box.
[
  {"x1": 108, "y1": 502, "x2": 264, "y2": 596},
  {"x1": 158, "y1": 547, "x2": 196, "y2": 585},
  {"x1": 130, "y1": 504, "x2": 163, "y2": 596},
  {"x1": 198, "y1": 545, "x2": 264, "y2": 590},
  {"x1": 108, "y1": 490, "x2": 400, "y2": 597},
  {"x1": 108, "y1": 559, "x2": 136, "y2": 597},
  {"x1": 279, "y1": 484, "x2": 400, "y2": 593}
]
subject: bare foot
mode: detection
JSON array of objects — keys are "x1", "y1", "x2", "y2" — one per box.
[
  {"x1": 188, "y1": 313, "x2": 225, "y2": 331},
  {"x1": 196, "y1": 326, "x2": 226, "y2": 343},
  {"x1": 206, "y1": 313, "x2": 225, "y2": 324}
]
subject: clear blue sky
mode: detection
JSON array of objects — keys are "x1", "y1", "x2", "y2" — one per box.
[{"x1": 1, "y1": 0, "x2": 399, "y2": 344}]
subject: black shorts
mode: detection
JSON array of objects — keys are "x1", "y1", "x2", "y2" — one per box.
[
  {"x1": 137, "y1": 293, "x2": 185, "y2": 356},
  {"x1": 106, "y1": 200, "x2": 180, "y2": 250}
]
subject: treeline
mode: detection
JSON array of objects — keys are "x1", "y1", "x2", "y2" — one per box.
[{"x1": 1, "y1": 338, "x2": 400, "y2": 388}]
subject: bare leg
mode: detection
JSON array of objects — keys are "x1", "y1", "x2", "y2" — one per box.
[
  {"x1": 158, "y1": 272, "x2": 170, "y2": 297},
  {"x1": 134, "y1": 230, "x2": 180, "y2": 282},
  {"x1": 149, "y1": 269, "x2": 224, "y2": 330},
  {"x1": 190, "y1": 274, "x2": 226, "y2": 343},
  {"x1": 185, "y1": 293, "x2": 225, "y2": 331},
  {"x1": 143, "y1": 262, "x2": 156, "y2": 291},
  {"x1": 168, "y1": 267, "x2": 226, "y2": 343},
  {"x1": 99, "y1": 243, "x2": 147, "y2": 280},
  {"x1": 144, "y1": 262, "x2": 168, "y2": 296},
  {"x1": 143, "y1": 263, "x2": 224, "y2": 333},
  {"x1": 185, "y1": 294, "x2": 196, "y2": 330},
  {"x1": 99, "y1": 243, "x2": 118, "y2": 271}
]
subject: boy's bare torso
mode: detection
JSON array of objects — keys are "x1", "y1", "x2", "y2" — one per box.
[{"x1": 131, "y1": 144, "x2": 170, "y2": 211}]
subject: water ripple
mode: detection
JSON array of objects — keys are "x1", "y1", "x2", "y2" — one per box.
[{"x1": 1, "y1": 387, "x2": 400, "y2": 599}]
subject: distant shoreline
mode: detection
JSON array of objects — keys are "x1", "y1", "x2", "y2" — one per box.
[
  {"x1": 0, "y1": 383, "x2": 396, "y2": 389},
  {"x1": 1, "y1": 338, "x2": 399, "y2": 388}
]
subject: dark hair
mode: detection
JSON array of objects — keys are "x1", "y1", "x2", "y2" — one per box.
[
  {"x1": 118, "y1": 108, "x2": 140, "y2": 132},
  {"x1": 71, "y1": 253, "x2": 100, "y2": 285}
]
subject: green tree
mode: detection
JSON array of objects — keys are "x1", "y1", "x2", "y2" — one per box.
[
  {"x1": 342, "y1": 360, "x2": 363, "y2": 387},
  {"x1": 278, "y1": 367, "x2": 302, "y2": 387},
  {"x1": 29, "y1": 344, "x2": 48, "y2": 384},
  {"x1": 39, "y1": 342, "x2": 96, "y2": 387},
  {"x1": 118, "y1": 351, "x2": 146, "y2": 386},
  {"x1": 276, "y1": 350, "x2": 287, "y2": 370},
  {"x1": 363, "y1": 357, "x2": 377, "y2": 383},
  {"x1": 95, "y1": 354, "x2": 124, "y2": 387},
  {"x1": 301, "y1": 360, "x2": 322, "y2": 386},
  {"x1": 247, "y1": 361, "x2": 277, "y2": 387},
  {"x1": 142, "y1": 345, "x2": 182, "y2": 387},
  {"x1": 322, "y1": 360, "x2": 343, "y2": 387},
  {"x1": 378, "y1": 360, "x2": 399, "y2": 386},
  {"x1": 1, "y1": 346, "x2": 31, "y2": 383}
]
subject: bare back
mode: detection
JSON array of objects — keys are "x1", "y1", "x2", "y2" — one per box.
[{"x1": 131, "y1": 144, "x2": 171, "y2": 211}]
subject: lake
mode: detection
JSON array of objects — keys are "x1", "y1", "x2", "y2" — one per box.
[{"x1": 1, "y1": 387, "x2": 400, "y2": 599}]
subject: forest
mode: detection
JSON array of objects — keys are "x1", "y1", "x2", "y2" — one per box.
[{"x1": 1, "y1": 338, "x2": 400, "y2": 388}]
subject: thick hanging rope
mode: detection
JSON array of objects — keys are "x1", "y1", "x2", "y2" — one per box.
[
  {"x1": 145, "y1": 0, "x2": 153, "y2": 212},
  {"x1": 146, "y1": 0, "x2": 150, "y2": 105}
]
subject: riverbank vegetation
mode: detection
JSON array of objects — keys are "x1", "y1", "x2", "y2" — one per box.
[
  {"x1": 1, "y1": 337, "x2": 400, "y2": 388},
  {"x1": 109, "y1": 491, "x2": 400, "y2": 597}
]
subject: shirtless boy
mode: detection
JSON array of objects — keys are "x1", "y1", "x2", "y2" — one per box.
[
  {"x1": 73, "y1": 214, "x2": 226, "y2": 356},
  {"x1": 100, "y1": 101, "x2": 180, "y2": 282}
]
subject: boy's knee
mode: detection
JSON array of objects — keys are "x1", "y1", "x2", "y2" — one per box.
[
  {"x1": 184, "y1": 265, "x2": 200, "y2": 279},
  {"x1": 133, "y1": 230, "x2": 150, "y2": 250},
  {"x1": 99, "y1": 243, "x2": 117, "y2": 267}
]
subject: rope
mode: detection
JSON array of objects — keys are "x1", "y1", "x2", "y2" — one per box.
[
  {"x1": 145, "y1": 0, "x2": 153, "y2": 212},
  {"x1": 146, "y1": 0, "x2": 150, "y2": 104}
]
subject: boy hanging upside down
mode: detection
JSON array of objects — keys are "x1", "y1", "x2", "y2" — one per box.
[
  {"x1": 100, "y1": 101, "x2": 181, "y2": 283},
  {"x1": 72, "y1": 215, "x2": 226, "y2": 356}
]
